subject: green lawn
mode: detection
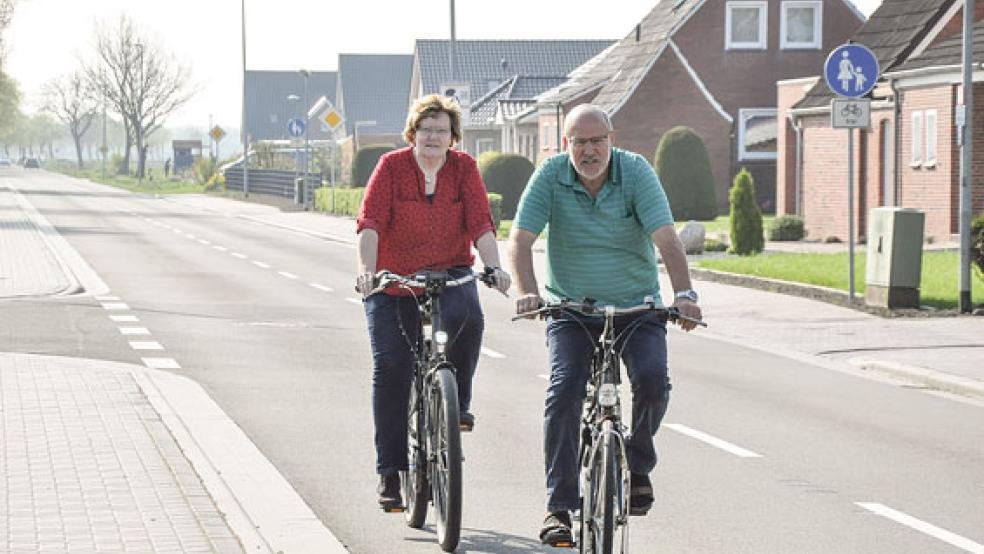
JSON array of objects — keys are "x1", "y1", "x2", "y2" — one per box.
[
  {"x1": 695, "y1": 215, "x2": 775, "y2": 236},
  {"x1": 697, "y1": 251, "x2": 983, "y2": 309},
  {"x1": 55, "y1": 166, "x2": 205, "y2": 194}
]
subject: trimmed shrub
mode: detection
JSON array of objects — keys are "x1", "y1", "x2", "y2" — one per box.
[
  {"x1": 704, "y1": 238, "x2": 728, "y2": 252},
  {"x1": 654, "y1": 126, "x2": 718, "y2": 221},
  {"x1": 767, "y1": 214, "x2": 806, "y2": 241},
  {"x1": 487, "y1": 193, "x2": 503, "y2": 234},
  {"x1": 315, "y1": 186, "x2": 365, "y2": 216},
  {"x1": 204, "y1": 173, "x2": 225, "y2": 192},
  {"x1": 193, "y1": 156, "x2": 217, "y2": 185},
  {"x1": 728, "y1": 168, "x2": 764, "y2": 255},
  {"x1": 972, "y1": 212, "x2": 984, "y2": 278},
  {"x1": 352, "y1": 145, "x2": 395, "y2": 187},
  {"x1": 479, "y1": 152, "x2": 535, "y2": 219}
]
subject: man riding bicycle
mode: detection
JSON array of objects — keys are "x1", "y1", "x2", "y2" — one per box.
[{"x1": 507, "y1": 104, "x2": 702, "y2": 547}]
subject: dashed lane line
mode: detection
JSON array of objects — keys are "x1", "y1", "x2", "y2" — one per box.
[
  {"x1": 664, "y1": 423, "x2": 763, "y2": 458},
  {"x1": 118, "y1": 327, "x2": 151, "y2": 336},
  {"x1": 855, "y1": 503, "x2": 984, "y2": 553},
  {"x1": 142, "y1": 357, "x2": 182, "y2": 370},
  {"x1": 110, "y1": 315, "x2": 140, "y2": 323},
  {"x1": 231, "y1": 252, "x2": 247, "y2": 259},
  {"x1": 481, "y1": 347, "x2": 506, "y2": 359},
  {"x1": 212, "y1": 245, "x2": 227, "y2": 252},
  {"x1": 101, "y1": 302, "x2": 130, "y2": 311},
  {"x1": 278, "y1": 271, "x2": 299, "y2": 280},
  {"x1": 345, "y1": 297, "x2": 362, "y2": 305},
  {"x1": 129, "y1": 341, "x2": 164, "y2": 351},
  {"x1": 310, "y1": 283, "x2": 334, "y2": 293},
  {"x1": 253, "y1": 261, "x2": 271, "y2": 269},
  {"x1": 95, "y1": 295, "x2": 120, "y2": 301}
]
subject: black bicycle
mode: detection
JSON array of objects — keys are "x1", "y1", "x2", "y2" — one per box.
[
  {"x1": 516, "y1": 297, "x2": 704, "y2": 554},
  {"x1": 370, "y1": 268, "x2": 497, "y2": 553}
]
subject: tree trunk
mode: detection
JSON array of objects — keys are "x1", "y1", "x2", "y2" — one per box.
[
  {"x1": 120, "y1": 119, "x2": 132, "y2": 175},
  {"x1": 73, "y1": 133, "x2": 84, "y2": 169}
]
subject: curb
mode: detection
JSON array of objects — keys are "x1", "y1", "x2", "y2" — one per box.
[{"x1": 847, "y1": 358, "x2": 984, "y2": 399}]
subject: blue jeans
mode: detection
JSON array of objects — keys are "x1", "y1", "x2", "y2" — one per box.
[
  {"x1": 544, "y1": 310, "x2": 671, "y2": 512},
  {"x1": 363, "y1": 267, "x2": 484, "y2": 475}
]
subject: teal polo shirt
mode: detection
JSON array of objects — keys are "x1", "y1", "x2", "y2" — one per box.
[{"x1": 514, "y1": 148, "x2": 674, "y2": 308}]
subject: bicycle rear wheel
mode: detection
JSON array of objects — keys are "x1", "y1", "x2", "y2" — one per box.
[
  {"x1": 582, "y1": 421, "x2": 622, "y2": 554},
  {"x1": 431, "y1": 368, "x2": 462, "y2": 552},
  {"x1": 402, "y1": 380, "x2": 429, "y2": 528}
]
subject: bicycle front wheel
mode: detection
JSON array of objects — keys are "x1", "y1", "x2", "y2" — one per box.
[
  {"x1": 430, "y1": 367, "x2": 462, "y2": 552},
  {"x1": 402, "y1": 379, "x2": 429, "y2": 528},
  {"x1": 583, "y1": 421, "x2": 622, "y2": 554}
]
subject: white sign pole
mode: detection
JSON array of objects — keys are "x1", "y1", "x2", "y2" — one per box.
[{"x1": 848, "y1": 129, "x2": 855, "y2": 302}]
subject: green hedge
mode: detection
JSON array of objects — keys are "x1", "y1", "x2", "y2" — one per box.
[
  {"x1": 316, "y1": 186, "x2": 503, "y2": 233},
  {"x1": 352, "y1": 145, "x2": 396, "y2": 187},
  {"x1": 479, "y1": 152, "x2": 535, "y2": 219},
  {"x1": 767, "y1": 214, "x2": 806, "y2": 241},
  {"x1": 654, "y1": 126, "x2": 718, "y2": 221}
]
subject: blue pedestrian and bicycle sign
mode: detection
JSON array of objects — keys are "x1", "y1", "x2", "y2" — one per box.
[
  {"x1": 287, "y1": 117, "x2": 306, "y2": 138},
  {"x1": 824, "y1": 43, "x2": 879, "y2": 97}
]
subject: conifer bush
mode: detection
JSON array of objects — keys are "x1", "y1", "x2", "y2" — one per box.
[
  {"x1": 729, "y1": 168, "x2": 764, "y2": 255},
  {"x1": 479, "y1": 152, "x2": 535, "y2": 219},
  {"x1": 353, "y1": 145, "x2": 395, "y2": 187},
  {"x1": 654, "y1": 126, "x2": 718, "y2": 220}
]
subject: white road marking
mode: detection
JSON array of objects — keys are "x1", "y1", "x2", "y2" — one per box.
[
  {"x1": 95, "y1": 295, "x2": 120, "y2": 301},
  {"x1": 129, "y1": 341, "x2": 164, "y2": 351},
  {"x1": 310, "y1": 283, "x2": 334, "y2": 293},
  {"x1": 172, "y1": 229, "x2": 182, "y2": 234},
  {"x1": 185, "y1": 233, "x2": 197, "y2": 239},
  {"x1": 664, "y1": 423, "x2": 762, "y2": 458},
  {"x1": 142, "y1": 357, "x2": 181, "y2": 370},
  {"x1": 101, "y1": 302, "x2": 130, "y2": 311},
  {"x1": 278, "y1": 271, "x2": 299, "y2": 280},
  {"x1": 231, "y1": 252, "x2": 248, "y2": 259},
  {"x1": 855, "y1": 503, "x2": 984, "y2": 553},
  {"x1": 481, "y1": 347, "x2": 506, "y2": 359},
  {"x1": 118, "y1": 327, "x2": 150, "y2": 336},
  {"x1": 198, "y1": 239, "x2": 211, "y2": 245},
  {"x1": 213, "y1": 245, "x2": 227, "y2": 252},
  {"x1": 253, "y1": 261, "x2": 271, "y2": 269},
  {"x1": 110, "y1": 315, "x2": 139, "y2": 322},
  {"x1": 537, "y1": 374, "x2": 550, "y2": 380},
  {"x1": 345, "y1": 297, "x2": 362, "y2": 305}
]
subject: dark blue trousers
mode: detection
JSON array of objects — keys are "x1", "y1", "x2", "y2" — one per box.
[
  {"x1": 364, "y1": 267, "x2": 484, "y2": 475},
  {"x1": 544, "y1": 310, "x2": 671, "y2": 512}
]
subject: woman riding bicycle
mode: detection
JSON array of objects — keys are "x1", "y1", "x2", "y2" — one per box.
[{"x1": 355, "y1": 94, "x2": 511, "y2": 510}]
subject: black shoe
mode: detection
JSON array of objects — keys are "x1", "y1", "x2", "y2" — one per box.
[
  {"x1": 459, "y1": 411, "x2": 475, "y2": 432},
  {"x1": 539, "y1": 511, "x2": 574, "y2": 547},
  {"x1": 377, "y1": 473, "x2": 403, "y2": 512},
  {"x1": 629, "y1": 473, "x2": 654, "y2": 516}
]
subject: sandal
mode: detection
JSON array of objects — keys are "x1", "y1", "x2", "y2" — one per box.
[
  {"x1": 629, "y1": 473, "x2": 654, "y2": 516},
  {"x1": 539, "y1": 511, "x2": 574, "y2": 547}
]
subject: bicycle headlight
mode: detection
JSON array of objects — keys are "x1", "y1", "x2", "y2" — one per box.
[
  {"x1": 598, "y1": 383, "x2": 618, "y2": 407},
  {"x1": 434, "y1": 331, "x2": 448, "y2": 346}
]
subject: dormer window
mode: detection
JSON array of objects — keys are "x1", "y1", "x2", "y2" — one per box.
[
  {"x1": 781, "y1": 1, "x2": 822, "y2": 49},
  {"x1": 726, "y1": 1, "x2": 767, "y2": 50}
]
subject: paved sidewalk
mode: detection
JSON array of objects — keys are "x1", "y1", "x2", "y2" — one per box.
[
  {"x1": 169, "y1": 194, "x2": 984, "y2": 399},
  {"x1": 0, "y1": 183, "x2": 74, "y2": 297}
]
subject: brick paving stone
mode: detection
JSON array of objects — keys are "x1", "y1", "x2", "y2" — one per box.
[{"x1": 1, "y1": 354, "x2": 245, "y2": 553}]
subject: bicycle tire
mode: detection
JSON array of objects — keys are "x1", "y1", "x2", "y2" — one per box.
[
  {"x1": 582, "y1": 422, "x2": 618, "y2": 554},
  {"x1": 431, "y1": 368, "x2": 462, "y2": 552},
  {"x1": 402, "y1": 376, "x2": 429, "y2": 527}
]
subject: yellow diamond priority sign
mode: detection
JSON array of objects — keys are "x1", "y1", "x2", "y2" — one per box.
[
  {"x1": 209, "y1": 125, "x2": 226, "y2": 141},
  {"x1": 321, "y1": 109, "x2": 343, "y2": 132}
]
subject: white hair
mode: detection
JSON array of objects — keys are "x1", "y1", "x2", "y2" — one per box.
[{"x1": 563, "y1": 104, "x2": 613, "y2": 137}]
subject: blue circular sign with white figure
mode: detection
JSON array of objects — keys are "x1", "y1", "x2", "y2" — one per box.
[
  {"x1": 824, "y1": 43, "x2": 880, "y2": 98},
  {"x1": 287, "y1": 117, "x2": 306, "y2": 138}
]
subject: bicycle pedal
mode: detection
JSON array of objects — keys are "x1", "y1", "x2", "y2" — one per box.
[
  {"x1": 381, "y1": 505, "x2": 405, "y2": 513},
  {"x1": 551, "y1": 540, "x2": 576, "y2": 549}
]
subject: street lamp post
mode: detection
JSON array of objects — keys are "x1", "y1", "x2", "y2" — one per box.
[{"x1": 299, "y1": 69, "x2": 310, "y2": 209}]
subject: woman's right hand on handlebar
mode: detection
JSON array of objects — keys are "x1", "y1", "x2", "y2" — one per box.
[
  {"x1": 515, "y1": 293, "x2": 544, "y2": 318},
  {"x1": 355, "y1": 272, "x2": 376, "y2": 299}
]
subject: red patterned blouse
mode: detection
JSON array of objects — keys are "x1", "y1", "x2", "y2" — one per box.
[{"x1": 356, "y1": 147, "x2": 495, "y2": 281}]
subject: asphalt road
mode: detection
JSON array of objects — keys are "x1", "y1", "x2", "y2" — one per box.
[{"x1": 3, "y1": 169, "x2": 982, "y2": 553}]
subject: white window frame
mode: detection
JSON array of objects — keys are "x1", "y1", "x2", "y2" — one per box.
[
  {"x1": 911, "y1": 111, "x2": 924, "y2": 167},
  {"x1": 726, "y1": 1, "x2": 768, "y2": 50},
  {"x1": 738, "y1": 108, "x2": 778, "y2": 161},
  {"x1": 542, "y1": 124, "x2": 552, "y2": 150},
  {"x1": 924, "y1": 109, "x2": 937, "y2": 167},
  {"x1": 475, "y1": 138, "x2": 494, "y2": 155},
  {"x1": 780, "y1": 1, "x2": 822, "y2": 50}
]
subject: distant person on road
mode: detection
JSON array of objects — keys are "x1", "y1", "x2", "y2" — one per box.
[
  {"x1": 508, "y1": 104, "x2": 702, "y2": 546},
  {"x1": 355, "y1": 93, "x2": 512, "y2": 511}
]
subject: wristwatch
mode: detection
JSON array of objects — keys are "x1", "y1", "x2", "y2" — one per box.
[{"x1": 675, "y1": 289, "x2": 699, "y2": 303}]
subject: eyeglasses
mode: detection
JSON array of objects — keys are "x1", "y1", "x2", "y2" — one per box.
[
  {"x1": 417, "y1": 127, "x2": 451, "y2": 137},
  {"x1": 569, "y1": 135, "x2": 610, "y2": 148}
]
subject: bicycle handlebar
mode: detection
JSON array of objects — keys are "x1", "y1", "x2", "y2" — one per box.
[
  {"x1": 512, "y1": 297, "x2": 707, "y2": 327},
  {"x1": 368, "y1": 268, "x2": 497, "y2": 297}
]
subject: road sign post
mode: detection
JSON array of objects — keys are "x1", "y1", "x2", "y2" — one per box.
[{"x1": 825, "y1": 43, "x2": 880, "y2": 303}]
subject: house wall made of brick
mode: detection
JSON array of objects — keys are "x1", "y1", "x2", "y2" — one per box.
[
  {"x1": 777, "y1": 78, "x2": 819, "y2": 216},
  {"x1": 611, "y1": 47, "x2": 734, "y2": 212}
]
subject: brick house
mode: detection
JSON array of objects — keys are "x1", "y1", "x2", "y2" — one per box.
[
  {"x1": 408, "y1": 40, "x2": 613, "y2": 159},
  {"x1": 537, "y1": 0, "x2": 864, "y2": 212},
  {"x1": 781, "y1": 0, "x2": 984, "y2": 241}
]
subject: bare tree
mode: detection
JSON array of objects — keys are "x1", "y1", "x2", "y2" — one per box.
[
  {"x1": 0, "y1": 0, "x2": 16, "y2": 69},
  {"x1": 42, "y1": 71, "x2": 99, "y2": 168},
  {"x1": 88, "y1": 15, "x2": 194, "y2": 177}
]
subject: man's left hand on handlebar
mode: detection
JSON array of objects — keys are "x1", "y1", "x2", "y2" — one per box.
[{"x1": 671, "y1": 298, "x2": 702, "y2": 331}]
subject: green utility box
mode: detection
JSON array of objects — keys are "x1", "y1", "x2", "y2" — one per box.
[{"x1": 865, "y1": 207, "x2": 925, "y2": 308}]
